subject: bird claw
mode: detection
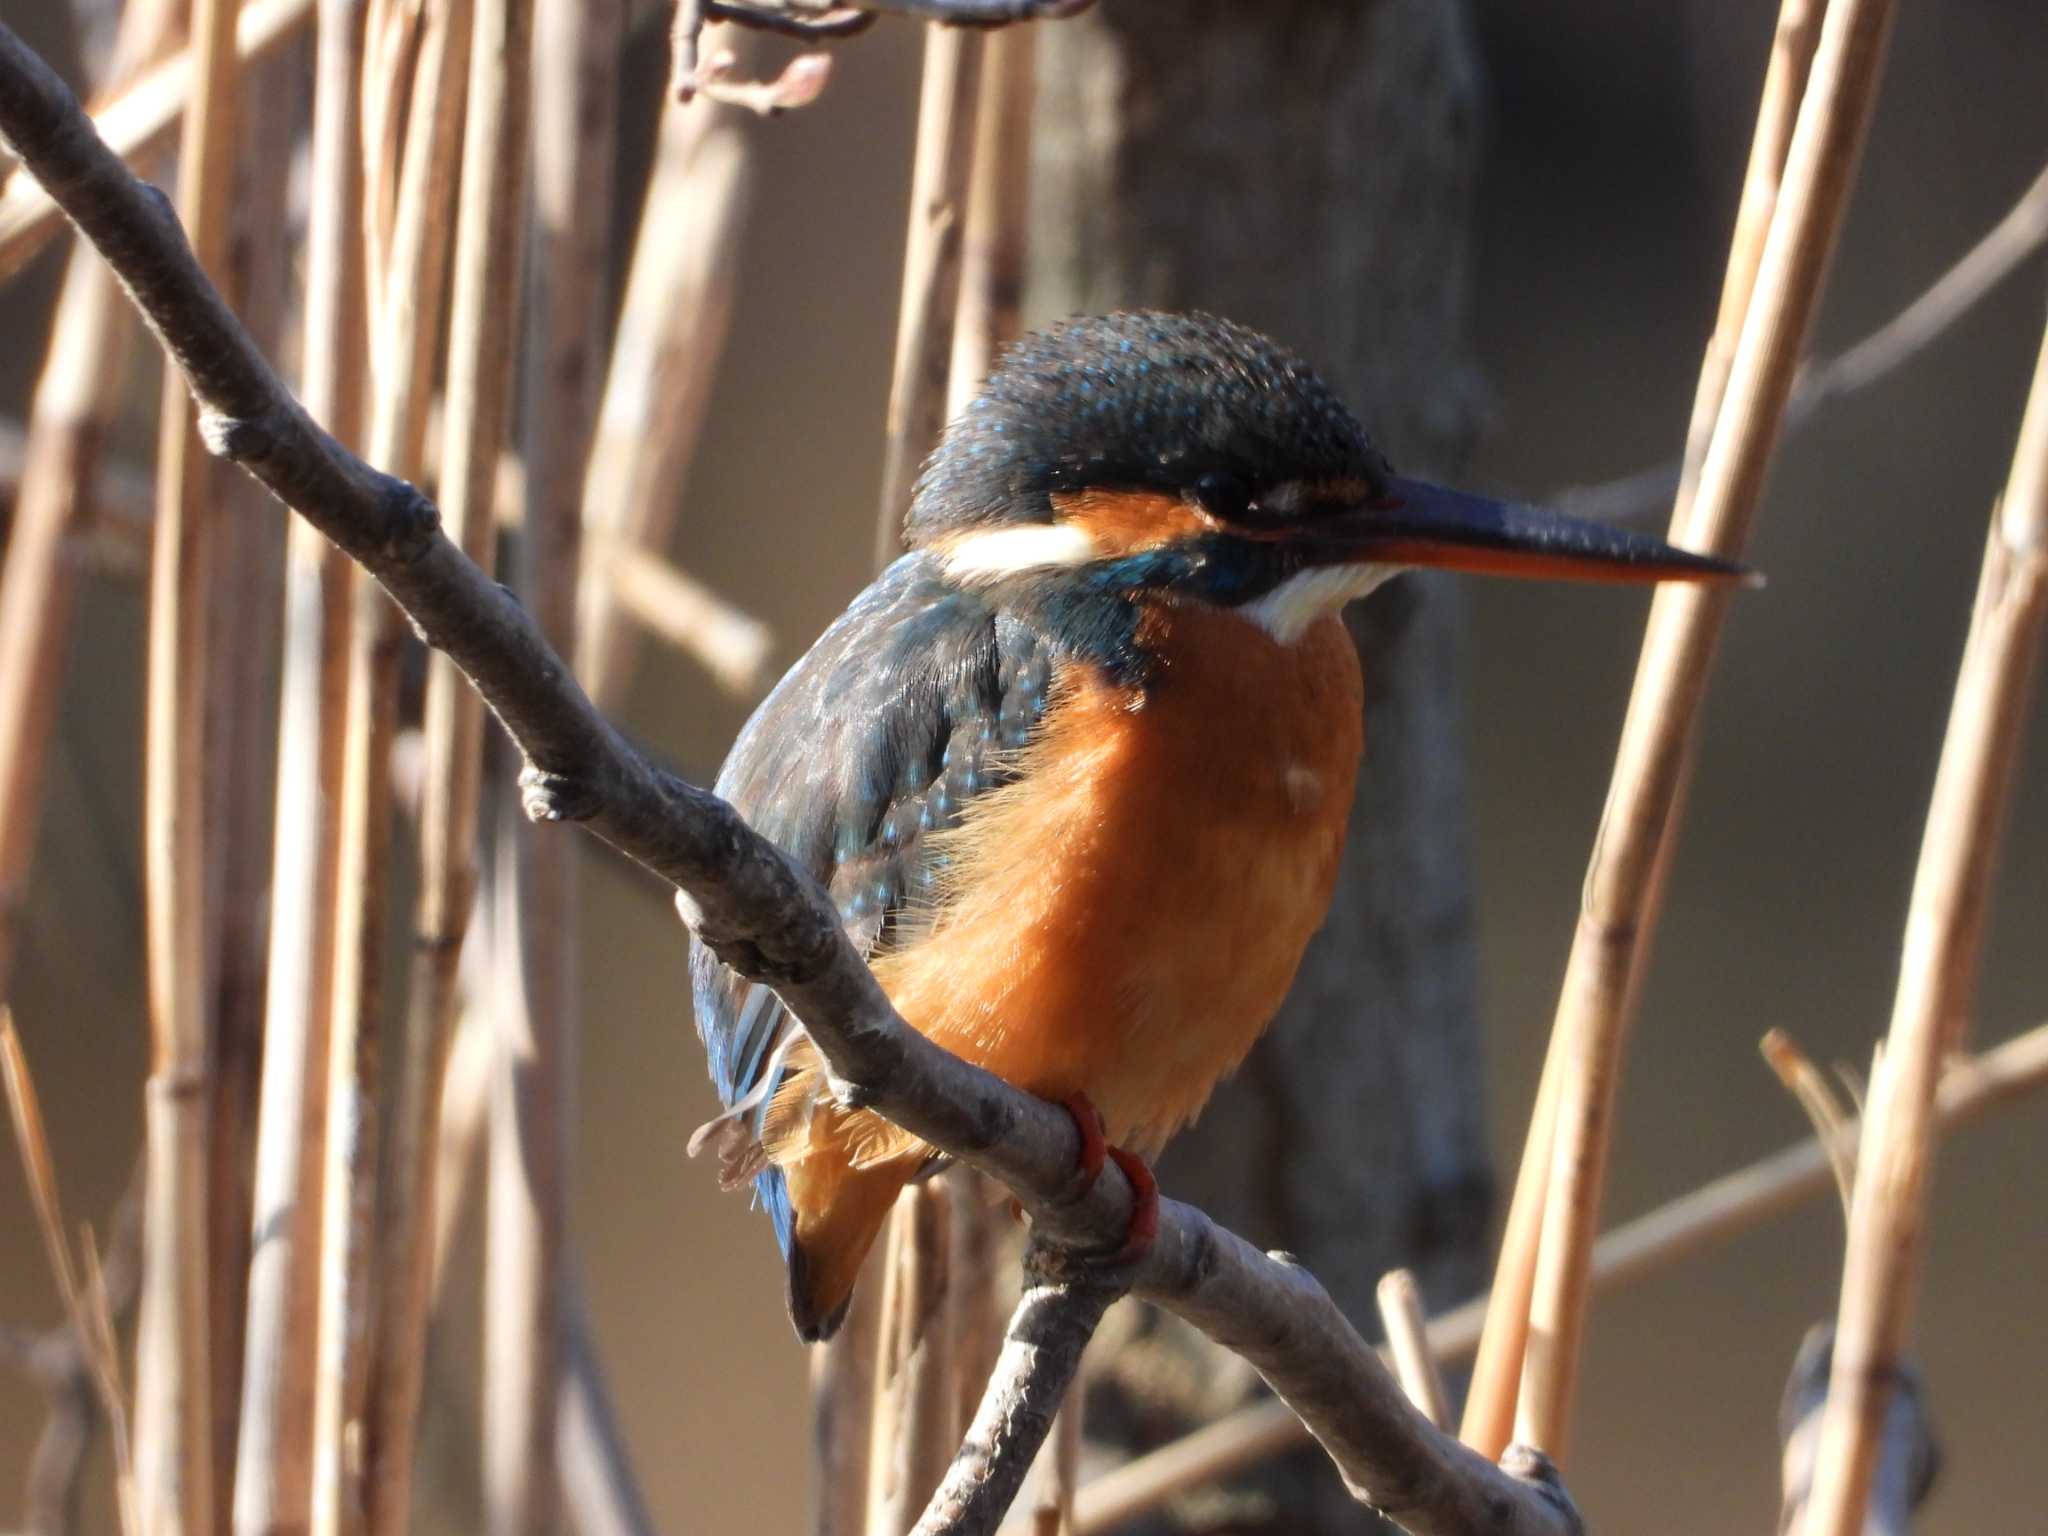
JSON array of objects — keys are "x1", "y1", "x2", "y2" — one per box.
[{"x1": 1051, "y1": 1091, "x2": 1158, "y2": 1266}]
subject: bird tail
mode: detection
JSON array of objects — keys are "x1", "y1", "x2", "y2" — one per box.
[{"x1": 782, "y1": 1137, "x2": 917, "y2": 1342}]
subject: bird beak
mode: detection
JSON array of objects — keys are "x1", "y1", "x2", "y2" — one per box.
[{"x1": 1305, "y1": 476, "x2": 1752, "y2": 585}]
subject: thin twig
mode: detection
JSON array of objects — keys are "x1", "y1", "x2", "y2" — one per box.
[
  {"x1": 135, "y1": 0, "x2": 243, "y2": 1525},
  {"x1": 366, "y1": 1, "x2": 530, "y2": 1532},
  {"x1": 1071, "y1": 1019, "x2": 2048, "y2": 1533},
  {"x1": 579, "y1": 86, "x2": 756, "y2": 708},
  {"x1": 1555, "y1": 159, "x2": 2048, "y2": 525},
  {"x1": 0, "y1": 34, "x2": 1583, "y2": 1532},
  {"x1": 872, "y1": 21, "x2": 983, "y2": 569},
  {"x1": 1797, "y1": 307, "x2": 2048, "y2": 1536},
  {"x1": 912, "y1": 1247, "x2": 1115, "y2": 1536},
  {"x1": 234, "y1": 1, "x2": 368, "y2": 1530},
  {"x1": 1376, "y1": 1270, "x2": 1450, "y2": 1432},
  {"x1": 1760, "y1": 1029, "x2": 1856, "y2": 1220},
  {"x1": 0, "y1": 0, "x2": 315, "y2": 281},
  {"x1": 1514, "y1": 0, "x2": 1897, "y2": 1461},
  {"x1": 1459, "y1": 0, "x2": 1827, "y2": 1456}
]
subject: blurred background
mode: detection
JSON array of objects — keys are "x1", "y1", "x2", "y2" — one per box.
[{"x1": 2, "y1": 1, "x2": 2045, "y2": 1533}]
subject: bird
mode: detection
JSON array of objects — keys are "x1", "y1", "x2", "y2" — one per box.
[{"x1": 688, "y1": 310, "x2": 1744, "y2": 1342}]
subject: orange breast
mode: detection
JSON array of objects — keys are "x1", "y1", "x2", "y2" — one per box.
[{"x1": 871, "y1": 602, "x2": 1364, "y2": 1152}]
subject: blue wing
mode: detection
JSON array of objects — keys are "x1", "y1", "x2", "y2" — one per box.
[{"x1": 687, "y1": 552, "x2": 1053, "y2": 1256}]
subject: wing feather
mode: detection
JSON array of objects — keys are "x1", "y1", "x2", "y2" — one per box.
[{"x1": 686, "y1": 553, "x2": 1053, "y2": 1254}]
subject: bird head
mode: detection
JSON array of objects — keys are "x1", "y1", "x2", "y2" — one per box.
[{"x1": 907, "y1": 311, "x2": 1743, "y2": 641}]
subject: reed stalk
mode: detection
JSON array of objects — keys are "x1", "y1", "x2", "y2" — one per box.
[
  {"x1": 233, "y1": 1, "x2": 367, "y2": 1527},
  {"x1": 1796, "y1": 307, "x2": 2048, "y2": 1536},
  {"x1": 579, "y1": 77, "x2": 753, "y2": 709},
  {"x1": 1460, "y1": 0, "x2": 1826, "y2": 1458},
  {"x1": 871, "y1": 22, "x2": 983, "y2": 569},
  {"x1": 1070, "y1": 1019, "x2": 2048, "y2": 1533},
  {"x1": 310, "y1": 1, "x2": 470, "y2": 1529},
  {"x1": 364, "y1": 0, "x2": 530, "y2": 1531},
  {"x1": 136, "y1": 0, "x2": 242, "y2": 1525},
  {"x1": 483, "y1": 1, "x2": 617, "y2": 1529},
  {"x1": 1512, "y1": 0, "x2": 1898, "y2": 1460}
]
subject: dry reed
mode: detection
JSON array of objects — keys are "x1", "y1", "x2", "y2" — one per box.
[
  {"x1": 871, "y1": 22, "x2": 984, "y2": 570},
  {"x1": 234, "y1": 1, "x2": 368, "y2": 1528},
  {"x1": 1797, "y1": 308, "x2": 2048, "y2": 1536},
  {"x1": 1511, "y1": 0, "x2": 1898, "y2": 1460},
  {"x1": 309, "y1": 2, "x2": 470, "y2": 1529},
  {"x1": 1070, "y1": 1018, "x2": 2048, "y2": 1531},
  {"x1": 135, "y1": 0, "x2": 243, "y2": 1527},
  {"x1": 1461, "y1": 0, "x2": 1827, "y2": 1460}
]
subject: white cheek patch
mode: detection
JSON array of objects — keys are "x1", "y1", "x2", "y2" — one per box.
[
  {"x1": 1239, "y1": 563, "x2": 1401, "y2": 643},
  {"x1": 938, "y1": 523, "x2": 1103, "y2": 581}
]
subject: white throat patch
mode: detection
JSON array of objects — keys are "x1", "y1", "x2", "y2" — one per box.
[
  {"x1": 939, "y1": 523, "x2": 1102, "y2": 581},
  {"x1": 1239, "y1": 564, "x2": 1400, "y2": 643}
]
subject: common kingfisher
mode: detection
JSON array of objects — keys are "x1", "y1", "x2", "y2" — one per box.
[{"x1": 689, "y1": 311, "x2": 1739, "y2": 1341}]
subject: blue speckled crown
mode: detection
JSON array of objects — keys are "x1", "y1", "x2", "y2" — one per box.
[{"x1": 904, "y1": 311, "x2": 1386, "y2": 546}]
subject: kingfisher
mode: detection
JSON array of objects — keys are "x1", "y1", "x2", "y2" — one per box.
[{"x1": 688, "y1": 311, "x2": 1741, "y2": 1342}]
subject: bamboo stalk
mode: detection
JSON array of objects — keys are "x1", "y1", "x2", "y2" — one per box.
[
  {"x1": 1070, "y1": 1019, "x2": 2048, "y2": 1534},
  {"x1": 1796, "y1": 312, "x2": 2048, "y2": 1536},
  {"x1": 871, "y1": 22, "x2": 984, "y2": 570},
  {"x1": 1513, "y1": 0, "x2": 1898, "y2": 1461},
  {"x1": 1376, "y1": 1270, "x2": 1449, "y2": 1431},
  {"x1": 1459, "y1": 0, "x2": 1826, "y2": 1459},
  {"x1": 945, "y1": 24, "x2": 1031, "y2": 418},
  {"x1": 578, "y1": 80, "x2": 753, "y2": 710},
  {"x1": 309, "y1": 1, "x2": 470, "y2": 1530},
  {"x1": 364, "y1": 0, "x2": 530, "y2": 1531},
  {"x1": 136, "y1": 0, "x2": 243, "y2": 1525},
  {"x1": 233, "y1": 0, "x2": 367, "y2": 1528},
  {"x1": 0, "y1": 0, "x2": 314, "y2": 280},
  {"x1": 484, "y1": 1, "x2": 617, "y2": 1529}
]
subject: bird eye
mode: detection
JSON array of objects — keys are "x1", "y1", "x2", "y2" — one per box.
[{"x1": 1192, "y1": 470, "x2": 1254, "y2": 521}]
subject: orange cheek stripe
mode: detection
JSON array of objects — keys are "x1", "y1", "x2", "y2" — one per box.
[{"x1": 1052, "y1": 488, "x2": 1213, "y2": 557}]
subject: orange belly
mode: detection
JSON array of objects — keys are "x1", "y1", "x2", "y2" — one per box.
[{"x1": 872, "y1": 602, "x2": 1364, "y2": 1152}]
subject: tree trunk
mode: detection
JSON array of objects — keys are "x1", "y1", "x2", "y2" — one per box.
[{"x1": 1031, "y1": 5, "x2": 1492, "y2": 1529}]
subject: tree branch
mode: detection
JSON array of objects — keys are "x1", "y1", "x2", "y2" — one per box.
[{"x1": 0, "y1": 29, "x2": 1574, "y2": 1535}]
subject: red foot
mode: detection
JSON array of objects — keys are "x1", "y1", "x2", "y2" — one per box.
[
  {"x1": 1057, "y1": 1092, "x2": 1107, "y2": 1192},
  {"x1": 1054, "y1": 1092, "x2": 1158, "y2": 1266},
  {"x1": 1104, "y1": 1143, "x2": 1159, "y2": 1265}
]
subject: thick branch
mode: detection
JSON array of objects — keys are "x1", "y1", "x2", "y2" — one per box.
[{"x1": 0, "y1": 31, "x2": 1573, "y2": 1536}]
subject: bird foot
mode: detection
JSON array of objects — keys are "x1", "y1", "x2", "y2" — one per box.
[{"x1": 1052, "y1": 1091, "x2": 1158, "y2": 1266}]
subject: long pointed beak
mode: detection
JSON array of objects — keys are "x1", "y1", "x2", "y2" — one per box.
[{"x1": 1303, "y1": 475, "x2": 1752, "y2": 585}]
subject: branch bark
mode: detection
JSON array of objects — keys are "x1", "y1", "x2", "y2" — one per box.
[{"x1": 0, "y1": 26, "x2": 1576, "y2": 1536}]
